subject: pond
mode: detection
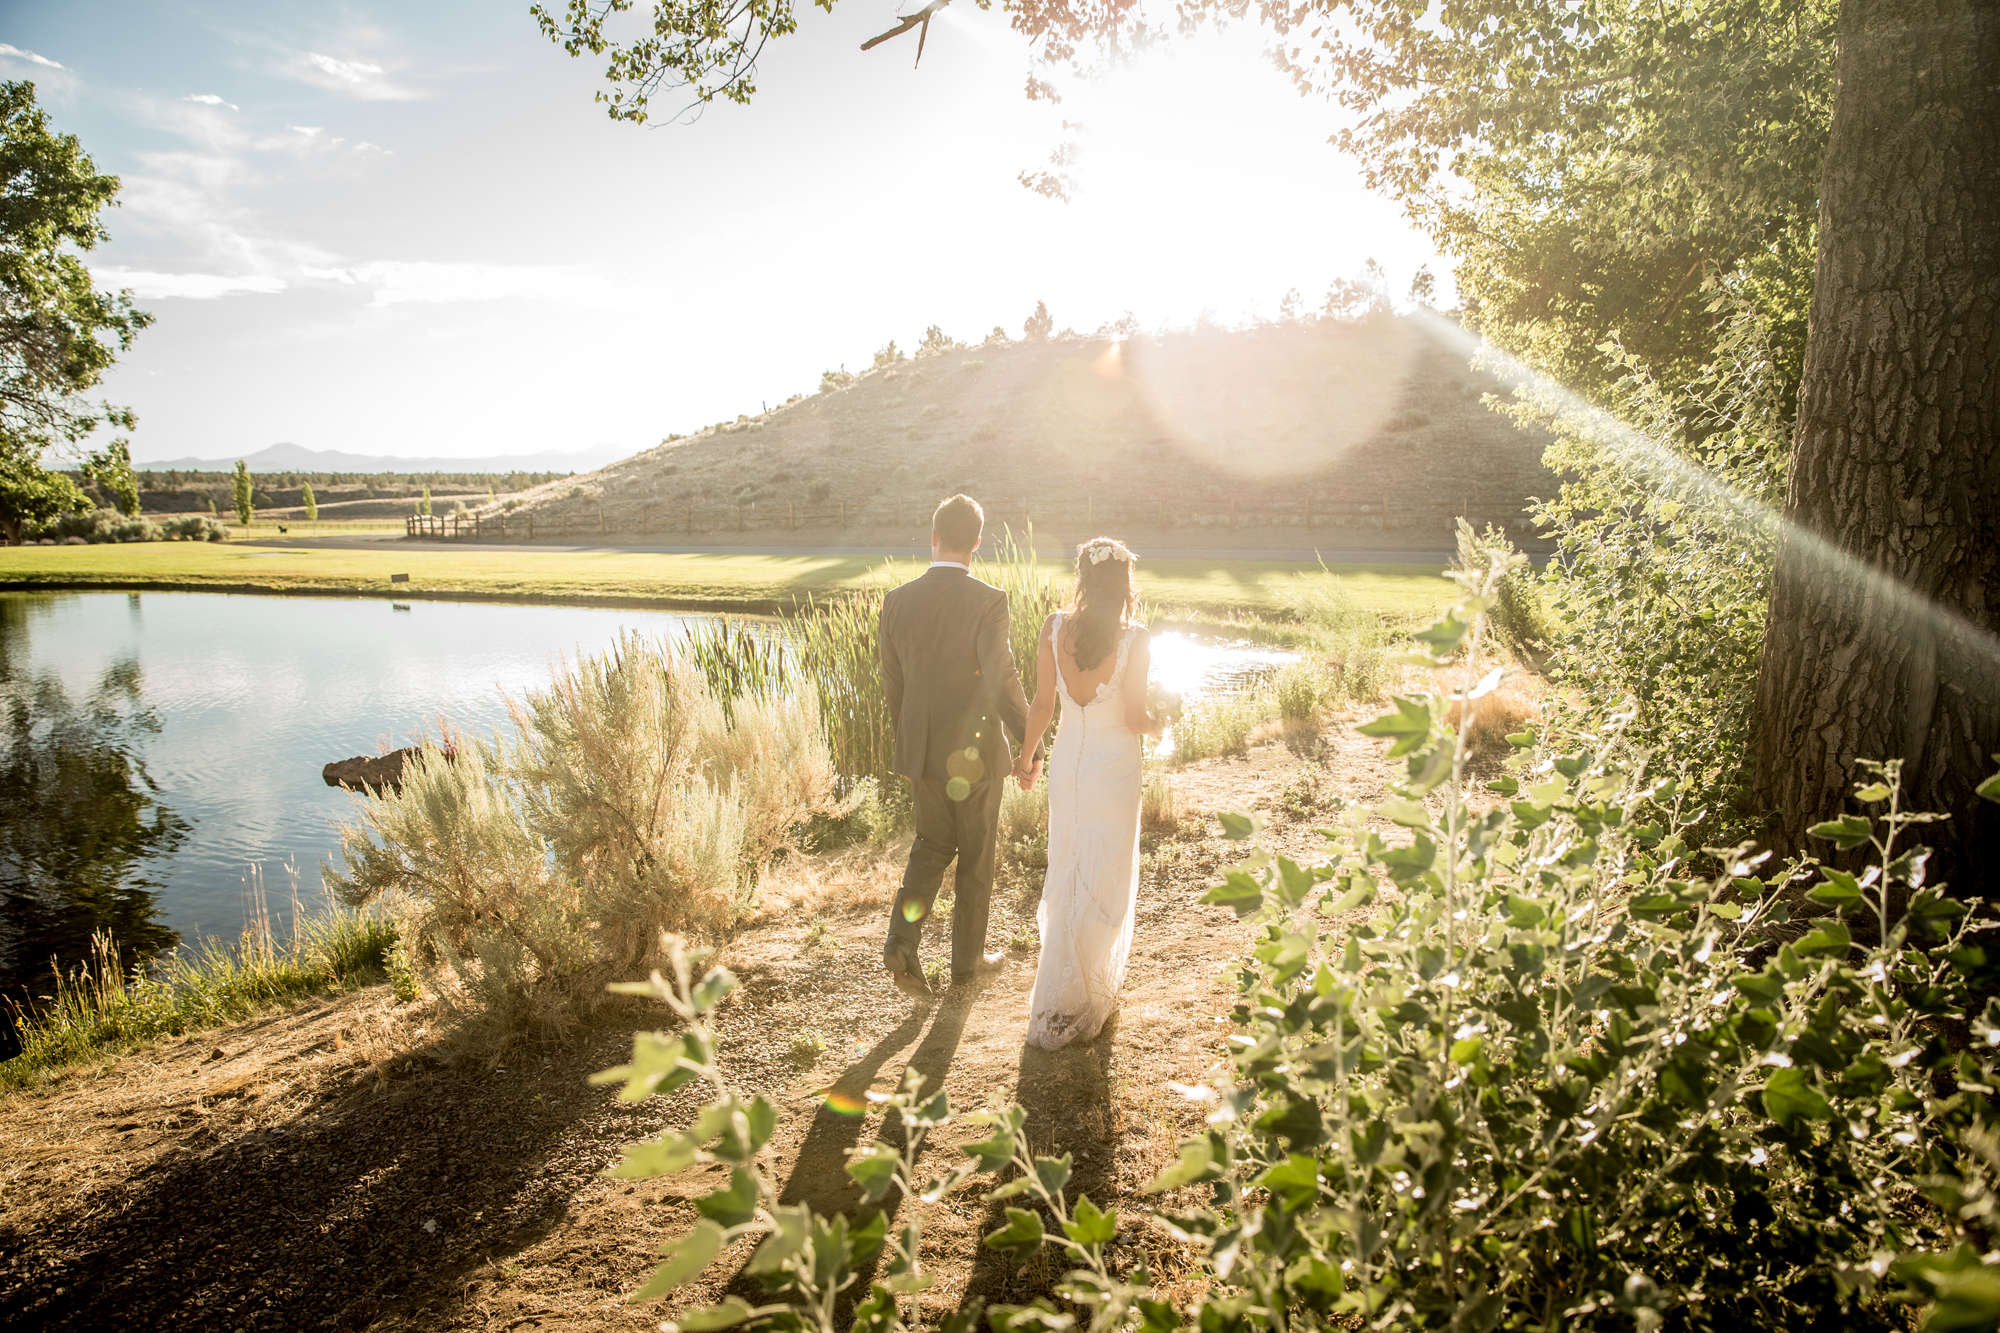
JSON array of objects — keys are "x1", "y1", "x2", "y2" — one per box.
[{"x1": 0, "y1": 591, "x2": 1290, "y2": 1031}]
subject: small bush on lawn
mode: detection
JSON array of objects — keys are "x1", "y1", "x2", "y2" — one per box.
[
  {"x1": 161, "y1": 514, "x2": 231, "y2": 542},
  {"x1": 328, "y1": 632, "x2": 833, "y2": 1036}
]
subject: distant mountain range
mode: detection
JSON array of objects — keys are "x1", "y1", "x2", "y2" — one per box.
[{"x1": 133, "y1": 441, "x2": 632, "y2": 475}]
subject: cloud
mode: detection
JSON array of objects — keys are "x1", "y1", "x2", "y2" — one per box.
[
  {"x1": 0, "y1": 44, "x2": 63, "y2": 69},
  {"x1": 93, "y1": 268, "x2": 288, "y2": 300},
  {"x1": 308, "y1": 261, "x2": 613, "y2": 307},
  {"x1": 293, "y1": 50, "x2": 422, "y2": 100},
  {"x1": 184, "y1": 94, "x2": 239, "y2": 110}
]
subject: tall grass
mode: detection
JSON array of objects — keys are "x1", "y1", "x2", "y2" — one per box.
[
  {"x1": 688, "y1": 527, "x2": 1059, "y2": 791},
  {"x1": 3, "y1": 875, "x2": 396, "y2": 1088},
  {"x1": 330, "y1": 631, "x2": 833, "y2": 1036}
]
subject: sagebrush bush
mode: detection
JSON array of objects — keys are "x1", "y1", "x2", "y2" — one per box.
[
  {"x1": 161, "y1": 514, "x2": 230, "y2": 542},
  {"x1": 31, "y1": 507, "x2": 165, "y2": 543},
  {"x1": 330, "y1": 633, "x2": 832, "y2": 1032}
]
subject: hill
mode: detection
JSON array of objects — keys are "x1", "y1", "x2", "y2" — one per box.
[
  {"x1": 138, "y1": 441, "x2": 628, "y2": 475},
  {"x1": 476, "y1": 316, "x2": 1558, "y2": 551}
]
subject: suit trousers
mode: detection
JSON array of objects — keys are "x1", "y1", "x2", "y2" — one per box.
[{"x1": 886, "y1": 775, "x2": 1005, "y2": 976}]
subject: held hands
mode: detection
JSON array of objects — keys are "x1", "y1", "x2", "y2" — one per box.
[{"x1": 1013, "y1": 755, "x2": 1044, "y2": 791}]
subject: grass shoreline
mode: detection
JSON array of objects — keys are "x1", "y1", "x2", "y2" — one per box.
[{"x1": 0, "y1": 542, "x2": 1453, "y2": 620}]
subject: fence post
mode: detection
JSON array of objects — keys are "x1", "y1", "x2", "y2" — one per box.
[
  {"x1": 687, "y1": 504, "x2": 693, "y2": 534},
  {"x1": 840, "y1": 501, "x2": 846, "y2": 529},
  {"x1": 1381, "y1": 496, "x2": 1388, "y2": 532}
]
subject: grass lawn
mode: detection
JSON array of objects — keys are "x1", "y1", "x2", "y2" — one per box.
[{"x1": 0, "y1": 542, "x2": 1452, "y2": 620}]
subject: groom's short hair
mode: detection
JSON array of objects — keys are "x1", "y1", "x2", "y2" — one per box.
[{"x1": 933, "y1": 494, "x2": 984, "y2": 552}]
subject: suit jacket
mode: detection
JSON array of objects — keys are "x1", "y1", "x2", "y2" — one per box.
[{"x1": 880, "y1": 565, "x2": 1038, "y2": 785}]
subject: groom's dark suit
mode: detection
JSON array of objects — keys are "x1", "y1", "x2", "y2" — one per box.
[{"x1": 880, "y1": 563, "x2": 1040, "y2": 978}]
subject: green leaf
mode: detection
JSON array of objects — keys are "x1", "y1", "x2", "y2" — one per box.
[
  {"x1": 1411, "y1": 608, "x2": 1473, "y2": 658},
  {"x1": 988, "y1": 1300, "x2": 1075, "y2": 1333},
  {"x1": 1063, "y1": 1195, "x2": 1117, "y2": 1247},
  {"x1": 1202, "y1": 870, "x2": 1265, "y2": 919},
  {"x1": 1794, "y1": 919, "x2": 1853, "y2": 957},
  {"x1": 1034, "y1": 1153, "x2": 1072, "y2": 1198},
  {"x1": 846, "y1": 1209, "x2": 888, "y2": 1267},
  {"x1": 1449, "y1": 1035, "x2": 1485, "y2": 1065},
  {"x1": 610, "y1": 1132, "x2": 699, "y2": 1180},
  {"x1": 1253, "y1": 931, "x2": 1313, "y2": 984},
  {"x1": 1732, "y1": 969, "x2": 1786, "y2": 1004},
  {"x1": 679, "y1": 1297, "x2": 757, "y2": 1331},
  {"x1": 1147, "y1": 1138, "x2": 1219, "y2": 1192},
  {"x1": 1379, "y1": 796, "x2": 1430, "y2": 828},
  {"x1": 592, "y1": 1031, "x2": 700, "y2": 1102},
  {"x1": 985, "y1": 1207, "x2": 1047, "y2": 1263},
  {"x1": 631, "y1": 1219, "x2": 727, "y2": 1300},
  {"x1": 695, "y1": 1167, "x2": 761, "y2": 1228},
  {"x1": 1217, "y1": 810, "x2": 1257, "y2": 840},
  {"x1": 1357, "y1": 695, "x2": 1435, "y2": 758},
  {"x1": 1255, "y1": 1154, "x2": 1320, "y2": 1212},
  {"x1": 846, "y1": 1143, "x2": 901, "y2": 1203},
  {"x1": 1853, "y1": 782, "x2": 1893, "y2": 803},
  {"x1": 1808, "y1": 813, "x2": 1875, "y2": 850},
  {"x1": 1978, "y1": 769, "x2": 2000, "y2": 804},
  {"x1": 1485, "y1": 775, "x2": 1520, "y2": 796},
  {"x1": 1379, "y1": 832, "x2": 1436, "y2": 883},
  {"x1": 1505, "y1": 895, "x2": 1547, "y2": 928},
  {"x1": 1273, "y1": 856, "x2": 1316, "y2": 909},
  {"x1": 1506, "y1": 730, "x2": 1536, "y2": 749},
  {"x1": 690, "y1": 966, "x2": 738, "y2": 1014},
  {"x1": 1762, "y1": 1066, "x2": 1834, "y2": 1129},
  {"x1": 1807, "y1": 869, "x2": 1864, "y2": 911},
  {"x1": 962, "y1": 1124, "x2": 1021, "y2": 1174},
  {"x1": 742, "y1": 1206, "x2": 810, "y2": 1277}
]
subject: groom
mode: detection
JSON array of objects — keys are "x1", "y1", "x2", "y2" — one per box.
[{"x1": 880, "y1": 494, "x2": 1044, "y2": 999}]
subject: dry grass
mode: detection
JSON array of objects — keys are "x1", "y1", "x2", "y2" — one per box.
[
  {"x1": 493, "y1": 318, "x2": 1554, "y2": 546},
  {"x1": 1441, "y1": 663, "x2": 1545, "y2": 758}
]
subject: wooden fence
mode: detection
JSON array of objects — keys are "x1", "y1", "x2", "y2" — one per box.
[{"x1": 409, "y1": 495, "x2": 1537, "y2": 543}]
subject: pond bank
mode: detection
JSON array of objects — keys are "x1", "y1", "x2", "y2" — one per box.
[{"x1": 0, "y1": 542, "x2": 1454, "y2": 620}]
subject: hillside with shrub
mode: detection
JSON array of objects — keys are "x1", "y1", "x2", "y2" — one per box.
[{"x1": 486, "y1": 316, "x2": 1555, "y2": 548}]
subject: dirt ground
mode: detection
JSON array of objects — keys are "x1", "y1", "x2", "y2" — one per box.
[{"x1": 0, "y1": 716, "x2": 1407, "y2": 1332}]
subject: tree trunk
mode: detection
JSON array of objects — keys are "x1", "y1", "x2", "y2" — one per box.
[{"x1": 1752, "y1": 0, "x2": 2000, "y2": 893}]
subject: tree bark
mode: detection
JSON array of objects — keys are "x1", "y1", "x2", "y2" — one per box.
[{"x1": 1753, "y1": 0, "x2": 2000, "y2": 892}]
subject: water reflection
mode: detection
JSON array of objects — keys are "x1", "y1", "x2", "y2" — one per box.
[{"x1": 1, "y1": 596, "x2": 187, "y2": 1050}]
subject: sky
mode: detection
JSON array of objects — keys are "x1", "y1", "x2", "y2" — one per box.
[{"x1": 3, "y1": 1, "x2": 1449, "y2": 465}]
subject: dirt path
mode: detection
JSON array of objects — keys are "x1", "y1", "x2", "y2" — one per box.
[{"x1": 0, "y1": 717, "x2": 1403, "y2": 1332}]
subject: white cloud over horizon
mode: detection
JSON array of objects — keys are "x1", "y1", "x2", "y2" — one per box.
[
  {"x1": 95, "y1": 267, "x2": 288, "y2": 299},
  {"x1": 293, "y1": 50, "x2": 422, "y2": 100},
  {"x1": 0, "y1": 43, "x2": 64, "y2": 69}
]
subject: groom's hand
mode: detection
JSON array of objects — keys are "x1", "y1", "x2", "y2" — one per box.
[{"x1": 1017, "y1": 756, "x2": 1043, "y2": 791}]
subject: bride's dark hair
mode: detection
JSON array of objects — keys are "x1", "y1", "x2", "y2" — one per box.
[{"x1": 1062, "y1": 537, "x2": 1139, "y2": 671}]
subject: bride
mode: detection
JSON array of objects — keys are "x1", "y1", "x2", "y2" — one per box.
[{"x1": 1013, "y1": 537, "x2": 1164, "y2": 1051}]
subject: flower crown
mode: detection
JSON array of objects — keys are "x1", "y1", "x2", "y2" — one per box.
[{"x1": 1084, "y1": 540, "x2": 1131, "y2": 566}]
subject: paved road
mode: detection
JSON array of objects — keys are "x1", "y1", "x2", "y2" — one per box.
[{"x1": 240, "y1": 534, "x2": 1466, "y2": 563}]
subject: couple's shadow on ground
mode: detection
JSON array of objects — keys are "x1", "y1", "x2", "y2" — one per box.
[{"x1": 763, "y1": 990, "x2": 1122, "y2": 1314}]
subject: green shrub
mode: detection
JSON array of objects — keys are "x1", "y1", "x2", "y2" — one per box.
[
  {"x1": 805, "y1": 776, "x2": 899, "y2": 850},
  {"x1": 1171, "y1": 689, "x2": 1270, "y2": 765},
  {"x1": 1519, "y1": 328, "x2": 1788, "y2": 841},
  {"x1": 1271, "y1": 660, "x2": 1328, "y2": 721},
  {"x1": 32, "y1": 507, "x2": 165, "y2": 543},
  {"x1": 301, "y1": 480, "x2": 317, "y2": 521},
  {"x1": 1155, "y1": 545, "x2": 2000, "y2": 1331},
  {"x1": 328, "y1": 633, "x2": 833, "y2": 1032},
  {"x1": 586, "y1": 556, "x2": 2000, "y2": 1333},
  {"x1": 160, "y1": 514, "x2": 229, "y2": 542}
]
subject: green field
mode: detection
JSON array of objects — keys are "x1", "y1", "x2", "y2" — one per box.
[{"x1": 0, "y1": 542, "x2": 1452, "y2": 621}]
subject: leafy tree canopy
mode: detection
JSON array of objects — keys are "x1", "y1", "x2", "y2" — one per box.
[
  {"x1": 535, "y1": 0, "x2": 1832, "y2": 411},
  {"x1": 0, "y1": 80, "x2": 151, "y2": 541}
]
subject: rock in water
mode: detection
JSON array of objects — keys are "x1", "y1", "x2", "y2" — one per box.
[{"x1": 323, "y1": 747, "x2": 427, "y2": 794}]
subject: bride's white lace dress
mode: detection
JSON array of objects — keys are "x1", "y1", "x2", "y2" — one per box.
[{"x1": 1026, "y1": 615, "x2": 1142, "y2": 1051}]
